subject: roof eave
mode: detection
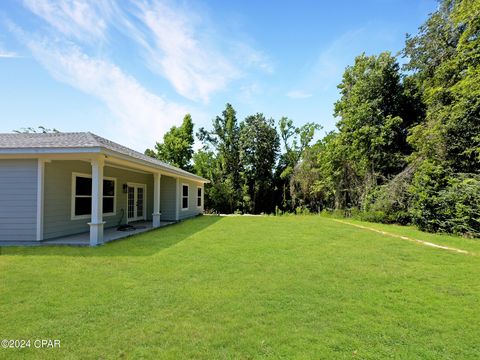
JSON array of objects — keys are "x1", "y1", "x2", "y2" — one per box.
[
  {"x1": 100, "y1": 148, "x2": 210, "y2": 183},
  {"x1": 0, "y1": 147, "x2": 102, "y2": 154},
  {"x1": 0, "y1": 146, "x2": 210, "y2": 183}
]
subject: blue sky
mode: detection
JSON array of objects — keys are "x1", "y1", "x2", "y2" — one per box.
[{"x1": 0, "y1": 0, "x2": 436, "y2": 151}]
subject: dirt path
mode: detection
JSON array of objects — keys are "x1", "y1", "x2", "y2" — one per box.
[{"x1": 332, "y1": 218, "x2": 474, "y2": 256}]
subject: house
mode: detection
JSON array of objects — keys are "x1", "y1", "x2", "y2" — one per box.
[{"x1": 0, "y1": 132, "x2": 208, "y2": 246}]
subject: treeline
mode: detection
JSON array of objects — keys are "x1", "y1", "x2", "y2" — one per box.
[
  {"x1": 146, "y1": 106, "x2": 320, "y2": 214},
  {"x1": 146, "y1": 0, "x2": 479, "y2": 237}
]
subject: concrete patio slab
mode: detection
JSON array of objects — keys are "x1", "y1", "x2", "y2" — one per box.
[{"x1": 0, "y1": 220, "x2": 176, "y2": 247}]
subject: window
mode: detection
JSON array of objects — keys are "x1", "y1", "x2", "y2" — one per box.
[
  {"x1": 103, "y1": 179, "x2": 115, "y2": 214},
  {"x1": 182, "y1": 184, "x2": 189, "y2": 209},
  {"x1": 197, "y1": 187, "x2": 202, "y2": 207},
  {"x1": 74, "y1": 176, "x2": 92, "y2": 216},
  {"x1": 72, "y1": 173, "x2": 116, "y2": 219}
]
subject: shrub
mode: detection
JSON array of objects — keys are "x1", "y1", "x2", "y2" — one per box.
[
  {"x1": 363, "y1": 163, "x2": 416, "y2": 225},
  {"x1": 295, "y1": 206, "x2": 311, "y2": 215},
  {"x1": 409, "y1": 161, "x2": 480, "y2": 237}
]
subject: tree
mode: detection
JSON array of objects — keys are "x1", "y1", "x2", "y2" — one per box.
[
  {"x1": 145, "y1": 114, "x2": 195, "y2": 171},
  {"x1": 402, "y1": 0, "x2": 480, "y2": 235},
  {"x1": 331, "y1": 51, "x2": 423, "y2": 209},
  {"x1": 335, "y1": 52, "x2": 413, "y2": 179},
  {"x1": 239, "y1": 113, "x2": 280, "y2": 213},
  {"x1": 192, "y1": 149, "x2": 219, "y2": 211},
  {"x1": 14, "y1": 126, "x2": 59, "y2": 133},
  {"x1": 276, "y1": 117, "x2": 321, "y2": 209},
  {"x1": 405, "y1": 0, "x2": 480, "y2": 173},
  {"x1": 197, "y1": 104, "x2": 242, "y2": 212}
]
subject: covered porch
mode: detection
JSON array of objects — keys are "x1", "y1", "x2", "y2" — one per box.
[
  {"x1": 42, "y1": 220, "x2": 176, "y2": 246},
  {"x1": 39, "y1": 154, "x2": 183, "y2": 246},
  {"x1": 80, "y1": 156, "x2": 166, "y2": 246}
]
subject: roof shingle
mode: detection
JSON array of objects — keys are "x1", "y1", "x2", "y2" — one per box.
[{"x1": 0, "y1": 132, "x2": 207, "y2": 182}]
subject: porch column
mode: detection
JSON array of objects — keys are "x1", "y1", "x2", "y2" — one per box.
[
  {"x1": 36, "y1": 159, "x2": 45, "y2": 241},
  {"x1": 89, "y1": 157, "x2": 105, "y2": 246},
  {"x1": 152, "y1": 173, "x2": 161, "y2": 228},
  {"x1": 175, "y1": 177, "x2": 180, "y2": 221}
]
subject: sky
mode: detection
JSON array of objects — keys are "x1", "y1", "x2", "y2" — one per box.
[{"x1": 0, "y1": 0, "x2": 437, "y2": 152}]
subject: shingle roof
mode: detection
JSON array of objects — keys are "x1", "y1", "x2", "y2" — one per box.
[{"x1": 0, "y1": 132, "x2": 208, "y2": 182}]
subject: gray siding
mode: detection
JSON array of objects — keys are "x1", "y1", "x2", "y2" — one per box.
[
  {"x1": 43, "y1": 160, "x2": 91, "y2": 239},
  {"x1": 160, "y1": 175, "x2": 177, "y2": 221},
  {"x1": 0, "y1": 159, "x2": 37, "y2": 241},
  {"x1": 178, "y1": 179, "x2": 204, "y2": 220},
  {"x1": 43, "y1": 161, "x2": 154, "y2": 240}
]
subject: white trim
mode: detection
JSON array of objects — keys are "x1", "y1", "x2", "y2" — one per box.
[
  {"x1": 105, "y1": 163, "x2": 151, "y2": 175},
  {"x1": 0, "y1": 146, "x2": 210, "y2": 183},
  {"x1": 196, "y1": 186, "x2": 203, "y2": 208},
  {"x1": 36, "y1": 159, "x2": 45, "y2": 241},
  {"x1": 126, "y1": 181, "x2": 147, "y2": 187},
  {"x1": 0, "y1": 151, "x2": 209, "y2": 184},
  {"x1": 71, "y1": 172, "x2": 117, "y2": 220},
  {"x1": 181, "y1": 183, "x2": 189, "y2": 211},
  {"x1": 102, "y1": 148, "x2": 209, "y2": 184},
  {"x1": 175, "y1": 178, "x2": 180, "y2": 220},
  {"x1": 90, "y1": 157, "x2": 105, "y2": 246},
  {"x1": 0, "y1": 147, "x2": 102, "y2": 154},
  {"x1": 153, "y1": 173, "x2": 161, "y2": 228},
  {"x1": 126, "y1": 182, "x2": 147, "y2": 222}
]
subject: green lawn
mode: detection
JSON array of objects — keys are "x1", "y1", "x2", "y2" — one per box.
[{"x1": 1, "y1": 216, "x2": 479, "y2": 359}]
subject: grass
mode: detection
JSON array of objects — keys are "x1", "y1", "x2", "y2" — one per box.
[
  {"x1": 335, "y1": 218, "x2": 480, "y2": 254},
  {"x1": 1, "y1": 215, "x2": 479, "y2": 359}
]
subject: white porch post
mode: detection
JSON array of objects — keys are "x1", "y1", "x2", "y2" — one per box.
[
  {"x1": 175, "y1": 177, "x2": 180, "y2": 221},
  {"x1": 36, "y1": 159, "x2": 45, "y2": 241},
  {"x1": 89, "y1": 157, "x2": 105, "y2": 246},
  {"x1": 152, "y1": 173, "x2": 161, "y2": 228}
]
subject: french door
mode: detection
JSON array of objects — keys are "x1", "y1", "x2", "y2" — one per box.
[{"x1": 127, "y1": 184, "x2": 146, "y2": 222}]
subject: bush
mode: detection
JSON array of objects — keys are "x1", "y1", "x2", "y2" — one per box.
[
  {"x1": 409, "y1": 161, "x2": 480, "y2": 237},
  {"x1": 295, "y1": 206, "x2": 311, "y2": 215},
  {"x1": 363, "y1": 163, "x2": 416, "y2": 225}
]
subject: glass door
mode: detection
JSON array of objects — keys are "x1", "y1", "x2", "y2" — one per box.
[
  {"x1": 136, "y1": 187, "x2": 144, "y2": 218},
  {"x1": 126, "y1": 184, "x2": 146, "y2": 222}
]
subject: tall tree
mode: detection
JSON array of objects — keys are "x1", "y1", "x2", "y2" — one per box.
[
  {"x1": 145, "y1": 114, "x2": 195, "y2": 171},
  {"x1": 197, "y1": 104, "x2": 242, "y2": 212},
  {"x1": 192, "y1": 149, "x2": 219, "y2": 211},
  {"x1": 332, "y1": 51, "x2": 421, "y2": 209},
  {"x1": 276, "y1": 117, "x2": 321, "y2": 209},
  {"x1": 403, "y1": 0, "x2": 480, "y2": 235},
  {"x1": 405, "y1": 0, "x2": 480, "y2": 173},
  {"x1": 239, "y1": 113, "x2": 280, "y2": 213},
  {"x1": 334, "y1": 52, "x2": 413, "y2": 179}
]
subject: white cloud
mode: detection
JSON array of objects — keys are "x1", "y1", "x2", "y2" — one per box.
[
  {"x1": 23, "y1": 36, "x2": 189, "y2": 150},
  {"x1": 231, "y1": 42, "x2": 274, "y2": 74},
  {"x1": 286, "y1": 90, "x2": 312, "y2": 99},
  {"x1": 22, "y1": 0, "x2": 111, "y2": 42},
  {"x1": 0, "y1": 40, "x2": 20, "y2": 58},
  {"x1": 238, "y1": 82, "x2": 260, "y2": 103},
  {"x1": 124, "y1": 1, "x2": 240, "y2": 103},
  {"x1": 20, "y1": 0, "x2": 272, "y2": 103},
  {"x1": 10, "y1": 0, "x2": 273, "y2": 149},
  {"x1": 309, "y1": 29, "x2": 366, "y2": 92},
  {"x1": 0, "y1": 49, "x2": 19, "y2": 58}
]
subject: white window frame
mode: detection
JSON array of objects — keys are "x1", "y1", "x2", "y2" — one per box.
[
  {"x1": 197, "y1": 186, "x2": 203, "y2": 208},
  {"x1": 71, "y1": 172, "x2": 117, "y2": 220},
  {"x1": 181, "y1": 183, "x2": 189, "y2": 210}
]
